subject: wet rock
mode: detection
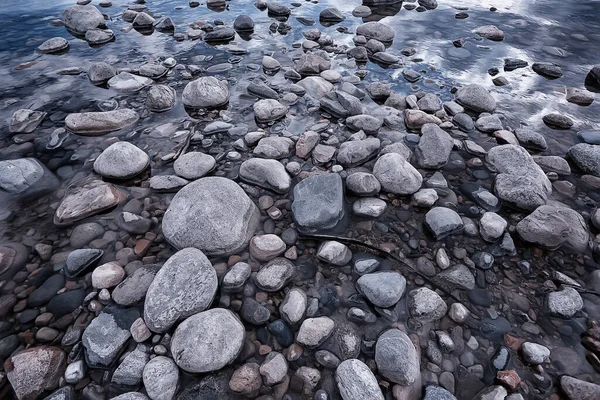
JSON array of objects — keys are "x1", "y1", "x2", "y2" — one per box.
[
  {"x1": 560, "y1": 375, "x2": 600, "y2": 400},
  {"x1": 254, "y1": 137, "x2": 294, "y2": 159},
  {"x1": 317, "y1": 241, "x2": 352, "y2": 266},
  {"x1": 337, "y1": 138, "x2": 380, "y2": 167},
  {"x1": 320, "y1": 7, "x2": 345, "y2": 21},
  {"x1": 234, "y1": 15, "x2": 254, "y2": 31},
  {"x1": 144, "y1": 248, "x2": 217, "y2": 333},
  {"x1": 108, "y1": 72, "x2": 152, "y2": 93},
  {"x1": 336, "y1": 359, "x2": 384, "y2": 400},
  {"x1": 62, "y1": 4, "x2": 105, "y2": 34},
  {"x1": 82, "y1": 306, "x2": 139, "y2": 368},
  {"x1": 296, "y1": 53, "x2": 331, "y2": 76},
  {"x1": 416, "y1": 123, "x2": 454, "y2": 168},
  {"x1": 267, "y1": 2, "x2": 290, "y2": 16},
  {"x1": 280, "y1": 288, "x2": 307, "y2": 325},
  {"x1": 373, "y1": 153, "x2": 422, "y2": 195},
  {"x1": 356, "y1": 22, "x2": 395, "y2": 42},
  {"x1": 112, "y1": 394, "x2": 149, "y2": 400},
  {"x1": 424, "y1": 207, "x2": 464, "y2": 239},
  {"x1": 268, "y1": 319, "x2": 294, "y2": 347},
  {"x1": 37, "y1": 37, "x2": 69, "y2": 53},
  {"x1": 475, "y1": 25, "x2": 504, "y2": 41},
  {"x1": 229, "y1": 363, "x2": 261, "y2": 397},
  {"x1": 9, "y1": 109, "x2": 46, "y2": 133},
  {"x1": 346, "y1": 172, "x2": 381, "y2": 196},
  {"x1": 566, "y1": 88, "x2": 594, "y2": 106},
  {"x1": 568, "y1": 143, "x2": 600, "y2": 177},
  {"x1": 204, "y1": 27, "x2": 235, "y2": 42},
  {"x1": 298, "y1": 76, "x2": 334, "y2": 97},
  {"x1": 474, "y1": 386, "x2": 507, "y2": 399},
  {"x1": 0, "y1": 158, "x2": 58, "y2": 198},
  {"x1": 255, "y1": 258, "x2": 295, "y2": 291},
  {"x1": 65, "y1": 248, "x2": 103, "y2": 278},
  {"x1": 515, "y1": 129, "x2": 547, "y2": 151},
  {"x1": 149, "y1": 175, "x2": 188, "y2": 191},
  {"x1": 182, "y1": 77, "x2": 229, "y2": 108},
  {"x1": 346, "y1": 115, "x2": 382, "y2": 135},
  {"x1": 408, "y1": 287, "x2": 447, "y2": 321},
  {"x1": 516, "y1": 205, "x2": 588, "y2": 252},
  {"x1": 259, "y1": 352, "x2": 288, "y2": 385},
  {"x1": 173, "y1": 152, "x2": 215, "y2": 180},
  {"x1": 6, "y1": 346, "x2": 66, "y2": 400},
  {"x1": 112, "y1": 264, "x2": 160, "y2": 306},
  {"x1": 132, "y1": 12, "x2": 155, "y2": 29},
  {"x1": 532, "y1": 62, "x2": 563, "y2": 79},
  {"x1": 137, "y1": 360, "x2": 178, "y2": 400},
  {"x1": 240, "y1": 158, "x2": 290, "y2": 194},
  {"x1": 92, "y1": 261, "x2": 124, "y2": 289},
  {"x1": 543, "y1": 113, "x2": 573, "y2": 129},
  {"x1": 475, "y1": 114, "x2": 503, "y2": 133},
  {"x1": 222, "y1": 262, "x2": 251, "y2": 292},
  {"x1": 417, "y1": 93, "x2": 442, "y2": 113},
  {"x1": 162, "y1": 177, "x2": 260, "y2": 256},
  {"x1": 47, "y1": 289, "x2": 85, "y2": 319},
  {"x1": 404, "y1": 109, "x2": 442, "y2": 130},
  {"x1": 138, "y1": 64, "x2": 168, "y2": 79},
  {"x1": 88, "y1": 62, "x2": 116, "y2": 85},
  {"x1": 546, "y1": 287, "x2": 583, "y2": 318},
  {"x1": 455, "y1": 85, "x2": 496, "y2": 113},
  {"x1": 93, "y1": 142, "x2": 149, "y2": 179},
  {"x1": 146, "y1": 85, "x2": 176, "y2": 112},
  {"x1": 356, "y1": 271, "x2": 406, "y2": 308},
  {"x1": 43, "y1": 387, "x2": 77, "y2": 400},
  {"x1": 65, "y1": 109, "x2": 139, "y2": 136},
  {"x1": 292, "y1": 173, "x2": 344, "y2": 232},
  {"x1": 171, "y1": 308, "x2": 245, "y2": 373},
  {"x1": 253, "y1": 99, "x2": 289, "y2": 122},
  {"x1": 297, "y1": 317, "x2": 335, "y2": 347},
  {"x1": 85, "y1": 28, "x2": 114, "y2": 45},
  {"x1": 375, "y1": 329, "x2": 420, "y2": 385}
]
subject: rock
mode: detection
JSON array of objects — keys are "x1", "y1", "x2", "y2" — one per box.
[
  {"x1": 162, "y1": 177, "x2": 260, "y2": 256},
  {"x1": 132, "y1": 12, "x2": 154, "y2": 28},
  {"x1": 171, "y1": 309, "x2": 245, "y2": 373},
  {"x1": 111, "y1": 346, "x2": 149, "y2": 387},
  {"x1": 412, "y1": 188, "x2": 439, "y2": 207},
  {"x1": 568, "y1": 143, "x2": 600, "y2": 176},
  {"x1": 336, "y1": 359, "x2": 384, "y2": 400},
  {"x1": 373, "y1": 153, "x2": 422, "y2": 195},
  {"x1": 143, "y1": 356, "x2": 179, "y2": 400},
  {"x1": 356, "y1": 271, "x2": 406, "y2": 308},
  {"x1": 521, "y1": 342, "x2": 550, "y2": 365},
  {"x1": 93, "y1": 142, "x2": 149, "y2": 179},
  {"x1": 234, "y1": 15, "x2": 254, "y2": 31},
  {"x1": 543, "y1": 113, "x2": 573, "y2": 129},
  {"x1": 295, "y1": 53, "x2": 330, "y2": 75},
  {"x1": 353, "y1": 198, "x2": 387, "y2": 218},
  {"x1": 229, "y1": 363, "x2": 261, "y2": 397},
  {"x1": 320, "y1": 7, "x2": 345, "y2": 21},
  {"x1": 239, "y1": 158, "x2": 290, "y2": 194},
  {"x1": 43, "y1": 387, "x2": 77, "y2": 400},
  {"x1": 560, "y1": 375, "x2": 600, "y2": 400},
  {"x1": 408, "y1": 287, "x2": 447, "y2": 321},
  {"x1": 292, "y1": 174, "x2": 344, "y2": 232},
  {"x1": 479, "y1": 212, "x2": 506, "y2": 242},
  {"x1": 144, "y1": 248, "x2": 217, "y2": 333},
  {"x1": 28, "y1": 275, "x2": 65, "y2": 307},
  {"x1": 250, "y1": 234, "x2": 286, "y2": 261},
  {"x1": 515, "y1": 129, "x2": 547, "y2": 151},
  {"x1": 280, "y1": 288, "x2": 307, "y2": 325},
  {"x1": 405, "y1": 109, "x2": 442, "y2": 130},
  {"x1": 475, "y1": 114, "x2": 503, "y2": 133},
  {"x1": 253, "y1": 137, "x2": 293, "y2": 159},
  {"x1": 85, "y1": 28, "x2": 114, "y2": 45},
  {"x1": 516, "y1": 205, "x2": 588, "y2": 252},
  {"x1": 62, "y1": 4, "x2": 105, "y2": 34},
  {"x1": 475, "y1": 25, "x2": 504, "y2": 41},
  {"x1": 566, "y1": 88, "x2": 594, "y2": 106},
  {"x1": 436, "y1": 264, "x2": 475, "y2": 290},
  {"x1": 37, "y1": 37, "x2": 69, "y2": 53},
  {"x1": 146, "y1": 85, "x2": 176, "y2": 112},
  {"x1": 92, "y1": 262, "x2": 125, "y2": 289},
  {"x1": 64, "y1": 360, "x2": 85, "y2": 384},
  {"x1": 455, "y1": 85, "x2": 496, "y2": 113},
  {"x1": 424, "y1": 385, "x2": 457, "y2": 400},
  {"x1": 112, "y1": 264, "x2": 160, "y2": 306},
  {"x1": 138, "y1": 64, "x2": 168, "y2": 79},
  {"x1": 375, "y1": 329, "x2": 419, "y2": 385},
  {"x1": 416, "y1": 123, "x2": 454, "y2": 168},
  {"x1": 317, "y1": 241, "x2": 352, "y2": 266},
  {"x1": 425, "y1": 207, "x2": 464, "y2": 239},
  {"x1": 204, "y1": 27, "x2": 235, "y2": 42},
  {"x1": 346, "y1": 115, "x2": 382, "y2": 135},
  {"x1": 267, "y1": 2, "x2": 290, "y2": 15},
  {"x1": 222, "y1": 262, "x2": 251, "y2": 292},
  {"x1": 149, "y1": 175, "x2": 188, "y2": 191},
  {"x1": 46, "y1": 289, "x2": 85, "y2": 319},
  {"x1": 9, "y1": 109, "x2": 46, "y2": 133},
  {"x1": 356, "y1": 22, "x2": 395, "y2": 42},
  {"x1": 255, "y1": 258, "x2": 295, "y2": 292},
  {"x1": 82, "y1": 306, "x2": 139, "y2": 368},
  {"x1": 337, "y1": 138, "x2": 380, "y2": 167},
  {"x1": 259, "y1": 352, "x2": 288, "y2": 385},
  {"x1": 297, "y1": 76, "x2": 334, "y2": 97},
  {"x1": 346, "y1": 172, "x2": 381, "y2": 196},
  {"x1": 295, "y1": 131, "x2": 319, "y2": 158},
  {"x1": 448, "y1": 303, "x2": 469, "y2": 324},
  {"x1": 297, "y1": 317, "x2": 335, "y2": 347},
  {"x1": 88, "y1": 62, "x2": 116, "y2": 85},
  {"x1": 532, "y1": 62, "x2": 563, "y2": 79},
  {"x1": 112, "y1": 394, "x2": 149, "y2": 400},
  {"x1": 253, "y1": 99, "x2": 288, "y2": 122},
  {"x1": 65, "y1": 109, "x2": 139, "y2": 136},
  {"x1": 0, "y1": 158, "x2": 58, "y2": 198},
  {"x1": 54, "y1": 179, "x2": 124, "y2": 225},
  {"x1": 546, "y1": 287, "x2": 583, "y2": 318},
  {"x1": 65, "y1": 248, "x2": 103, "y2": 278},
  {"x1": 173, "y1": 152, "x2": 215, "y2": 180},
  {"x1": 108, "y1": 72, "x2": 152, "y2": 93},
  {"x1": 182, "y1": 77, "x2": 229, "y2": 108},
  {"x1": 474, "y1": 386, "x2": 507, "y2": 399},
  {"x1": 6, "y1": 346, "x2": 66, "y2": 400}
]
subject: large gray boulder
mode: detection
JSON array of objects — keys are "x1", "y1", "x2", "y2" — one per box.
[
  {"x1": 516, "y1": 205, "x2": 589, "y2": 253},
  {"x1": 0, "y1": 158, "x2": 58, "y2": 198},
  {"x1": 375, "y1": 329, "x2": 420, "y2": 385},
  {"x1": 356, "y1": 22, "x2": 395, "y2": 42},
  {"x1": 292, "y1": 174, "x2": 344, "y2": 232},
  {"x1": 182, "y1": 77, "x2": 229, "y2": 108},
  {"x1": 455, "y1": 84, "x2": 496, "y2": 113},
  {"x1": 62, "y1": 4, "x2": 105, "y2": 35},
  {"x1": 336, "y1": 359, "x2": 384, "y2": 400},
  {"x1": 5, "y1": 346, "x2": 66, "y2": 400},
  {"x1": 171, "y1": 309, "x2": 245, "y2": 373},
  {"x1": 568, "y1": 143, "x2": 600, "y2": 177},
  {"x1": 144, "y1": 248, "x2": 217, "y2": 333},
  {"x1": 93, "y1": 142, "x2": 150, "y2": 180},
  {"x1": 162, "y1": 177, "x2": 260, "y2": 256},
  {"x1": 416, "y1": 124, "x2": 454, "y2": 168},
  {"x1": 373, "y1": 153, "x2": 422, "y2": 195}
]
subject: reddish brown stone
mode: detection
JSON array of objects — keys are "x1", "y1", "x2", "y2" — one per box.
[
  {"x1": 497, "y1": 369, "x2": 521, "y2": 391},
  {"x1": 5, "y1": 346, "x2": 66, "y2": 400}
]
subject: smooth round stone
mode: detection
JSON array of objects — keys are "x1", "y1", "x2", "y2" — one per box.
[
  {"x1": 521, "y1": 342, "x2": 550, "y2": 365},
  {"x1": 93, "y1": 141, "x2": 150, "y2": 179},
  {"x1": 62, "y1": 4, "x2": 105, "y2": 34},
  {"x1": 143, "y1": 356, "x2": 179, "y2": 400},
  {"x1": 346, "y1": 172, "x2": 381, "y2": 196},
  {"x1": 173, "y1": 152, "x2": 216, "y2": 180},
  {"x1": 91, "y1": 262, "x2": 125, "y2": 289},
  {"x1": 37, "y1": 37, "x2": 69, "y2": 53},
  {"x1": 297, "y1": 317, "x2": 335, "y2": 347},
  {"x1": 280, "y1": 288, "x2": 307, "y2": 325},
  {"x1": 146, "y1": 85, "x2": 176, "y2": 112},
  {"x1": 65, "y1": 249, "x2": 103, "y2": 278},
  {"x1": 171, "y1": 308, "x2": 245, "y2": 373},
  {"x1": 352, "y1": 6, "x2": 371, "y2": 17},
  {"x1": 375, "y1": 329, "x2": 420, "y2": 385},
  {"x1": 65, "y1": 109, "x2": 139, "y2": 135},
  {"x1": 250, "y1": 234, "x2": 286, "y2": 261},
  {"x1": 108, "y1": 72, "x2": 153, "y2": 93},
  {"x1": 182, "y1": 77, "x2": 229, "y2": 108},
  {"x1": 255, "y1": 258, "x2": 295, "y2": 292},
  {"x1": 336, "y1": 359, "x2": 384, "y2": 400},
  {"x1": 85, "y1": 28, "x2": 114, "y2": 45}
]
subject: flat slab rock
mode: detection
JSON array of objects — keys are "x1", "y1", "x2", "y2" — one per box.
[
  {"x1": 65, "y1": 109, "x2": 140, "y2": 136},
  {"x1": 162, "y1": 177, "x2": 260, "y2": 256},
  {"x1": 292, "y1": 173, "x2": 345, "y2": 232}
]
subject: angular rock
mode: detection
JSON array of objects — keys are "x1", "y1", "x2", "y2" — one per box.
[
  {"x1": 356, "y1": 271, "x2": 406, "y2": 308},
  {"x1": 6, "y1": 346, "x2": 66, "y2": 400},
  {"x1": 425, "y1": 207, "x2": 464, "y2": 239},
  {"x1": 54, "y1": 179, "x2": 124, "y2": 226},
  {"x1": 182, "y1": 77, "x2": 229, "y2": 108},
  {"x1": 337, "y1": 138, "x2": 380, "y2": 167},
  {"x1": 255, "y1": 258, "x2": 295, "y2": 292},
  {"x1": 292, "y1": 174, "x2": 344, "y2": 232},
  {"x1": 146, "y1": 85, "x2": 176, "y2": 112},
  {"x1": 239, "y1": 158, "x2": 290, "y2": 194},
  {"x1": 416, "y1": 123, "x2": 454, "y2": 168},
  {"x1": 9, "y1": 109, "x2": 46, "y2": 133},
  {"x1": 475, "y1": 25, "x2": 504, "y2": 41},
  {"x1": 373, "y1": 153, "x2": 422, "y2": 195},
  {"x1": 408, "y1": 287, "x2": 447, "y2": 321}
]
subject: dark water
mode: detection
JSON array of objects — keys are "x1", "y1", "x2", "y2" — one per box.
[{"x1": 1, "y1": 0, "x2": 600, "y2": 398}]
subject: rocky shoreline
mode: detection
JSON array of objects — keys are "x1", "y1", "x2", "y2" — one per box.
[{"x1": 1, "y1": 0, "x2": 600, "y2": 400}]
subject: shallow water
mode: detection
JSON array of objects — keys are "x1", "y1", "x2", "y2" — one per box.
[{"x1": 1, "y1": 0, "x2": 600, "y2": 398}]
